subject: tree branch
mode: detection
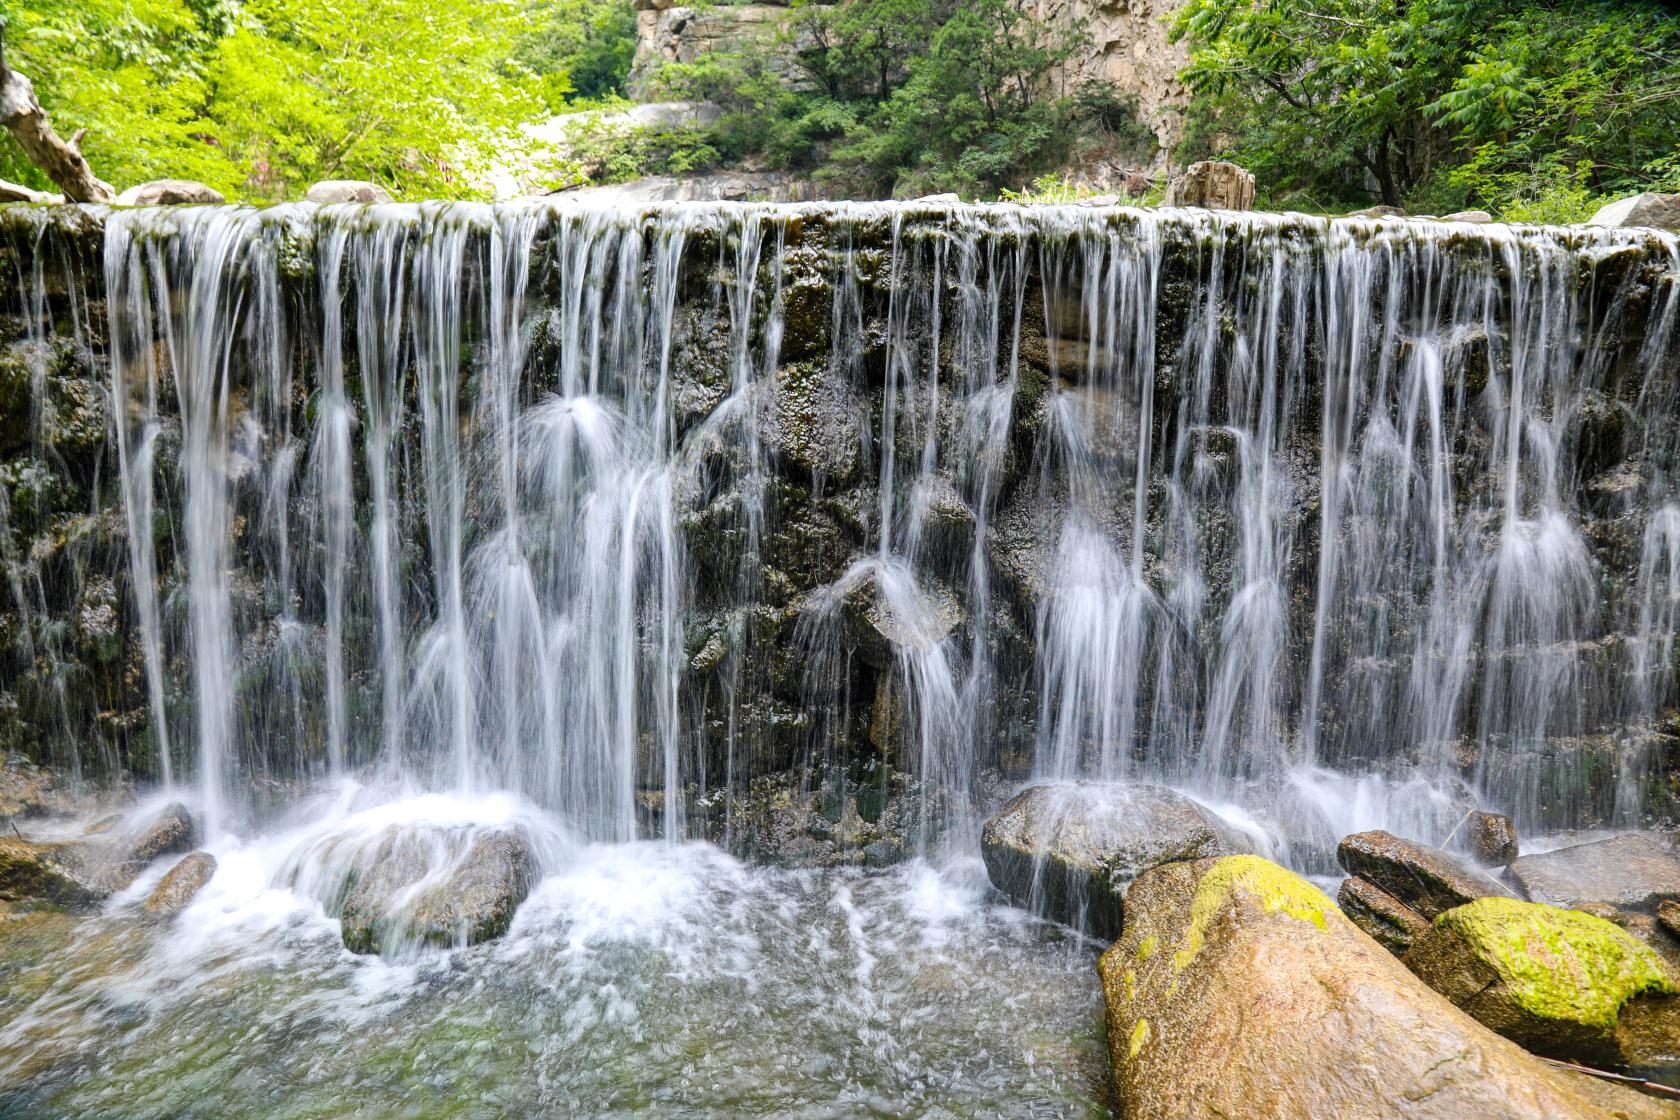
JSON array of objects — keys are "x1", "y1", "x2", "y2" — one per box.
[{"x1": 0, "y1": 23, "x2": 114, "y2": 203}]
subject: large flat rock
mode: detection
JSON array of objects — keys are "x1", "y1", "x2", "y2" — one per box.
[{"x1": 1507, "y1": 834, "x2": 1680, "y2": 912}]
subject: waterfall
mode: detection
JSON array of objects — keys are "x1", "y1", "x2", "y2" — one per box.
[{"x1": 2, "y1": 200, "x2": 1677, "y2": 845}]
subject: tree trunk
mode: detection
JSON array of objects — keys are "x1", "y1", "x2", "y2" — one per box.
[{"x1": 0, "y1": 31, "x2": 114, "y2": 203}]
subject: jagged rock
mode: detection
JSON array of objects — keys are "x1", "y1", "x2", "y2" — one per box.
[
  {"x1": 1099, "y1": 855, "x2": 1675, "y2": 1120},
  {"x1": 1338, "y1": 830, "x2": 1517, "y2": 919},
  {"x1": 1660, "y1": 899, "x2": 1680, "y2": 940},
  {"x1": 1444, "y1": 210, "x2": 1494, "y2": 223},
  {"x1": 1404, "y1": 897, "x2": 1680, "y2": 1073},
  {"x1": 1507, "y1": 833, "x2": 1680, "y2": 912},
  {"x1": 1164, "y1": 161, "x2": 1255, "y2": 210},
  {"x1": 114, "y1": 179, "x2": 226, "y2": 206},
  {"x1": 1337, "y1": 875, "x2": 1430, "y2": 955},
  {"x1": 129, "y1": 802, "x2": 195, "y2": 864},
  {"x1": 1589, "y1": 192, "x2": 1680, "y2": 231},
  {"x1": 981, "y1": 781, "x2": 1250, "y2": 940},
  {"x1": 338, "y1": 826, "x2": 534, "y2": 955},
  {"x1": 1466, "y1": 811, "x2": 1520, "y2": 867},
  {"x1": 305, "y1": 180, "x2": 392, "y2": 204},
  {"x1": 144, "y1": 851, "x2": 217, "y2": 914}
]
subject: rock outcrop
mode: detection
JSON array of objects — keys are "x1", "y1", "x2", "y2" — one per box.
[
  {"x1": 1507, "y1": 834, "x2": 1680, "y2": 912},
  {"x1": 1099, "y1": 855, "x2": 1676, "y2": 1120},
  {"x1": 1164, "y1": 161, "x2": 1256, "y2": 210},
  {"x1": 1338, "y1": 830, "x2": 1518, "y2": 918},
  {"x1": 981, "y1": 781, "x2": 1250, "y2": 939}
]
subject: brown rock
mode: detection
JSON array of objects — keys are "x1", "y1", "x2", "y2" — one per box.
[
  {"x1": 1466, "y1": 811, "x2": 1519, "y2": 867},
  {"x1": 1337, "y1": 875, "x2": 1429, "y2": 955},
  {"x1": 1338, "y1": 830, "x2": 1518, "y2": 919},
  {"x1": 129, "y1": 803, "x2": 195, "y2": 864},
  {"x1": 338, "y1": 826, "x2": 534, "y2": 955},
  {"x1": 1660, "y1": 899, "x2": 1680, "y2": 940},
  {"x1": 144, "y1": 851, "x2": 217, "y2": 914},
  {"x1": 1508, "y1": 833, "x2": 1680, "y2": 913},
  {"x1": 1164, "y1": 161, "x2": 1255, "y2": 210},
  {"x1": 0, "y1": 836, "x2": 106, "y2": 907},
  {"x1": 1099, "y1": 855, "x2": 1673, "y2": 1120}
]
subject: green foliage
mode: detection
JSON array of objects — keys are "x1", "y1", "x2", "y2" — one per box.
[
  {"x1": 516, "y1": 0, "x2": 637, "y2": 109},
  {"x1": 1171, "y1": 0, "x2": 1680, "y2": 217}
]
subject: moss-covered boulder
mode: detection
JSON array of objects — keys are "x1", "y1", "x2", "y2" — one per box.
[
  {"x1": 1507, "y1": 833, "x2": 1680, "y2": 913},
  {"x1": 1404, "y1": 897, "x2": 1680, "y2": 1073},
  {"x1": 982, "y1": 781, "x2": 1250, "y2": 940},
  {"x1": 144, "y1": 851, "x2": 217, "y2": 914},
  {"x1": 1099, "y1": 855, "x2": 1676, "y2": 1120},
  {"x1": 336, "y1": 826, "x2": 535, "y2": 956},
  {"x1": 1337, "y1": 875, "x2": 1430, "y2": 955},
  {"x1": 0, "y1": 837, "x2": 108, "y2": 907},
  {"x1": 1338, "y1": 829, "x2": 1518, "y2": 918}
]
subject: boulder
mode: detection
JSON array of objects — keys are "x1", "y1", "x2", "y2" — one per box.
[
  {"x1": 1589, "y1": 192, "x2": 1680, "y2": 231},
  {"x1": 1404, "y1": 897, "x2": 1680, "y2": 1073},
  {"x1": 144, "y1": 851, "x2": 217, "y2": 914},
  {"x1": 981, "y1": 781, "x2": 1250, "y2": 940},
  {"x1": 114, "y1": 179, "x2": 226, "y2": 206},
  {"x1": 1099, "y1": 855, "x2": 1675, "y2": 1120},
  {"x1": 1337, "y1": 875, "x2": 1430, "y2": 955},
  {"x1": 1338, "y1": 830, "x2": 1518, "y2": 919},
  {"x1": 338, "y1": 826, "x2": 534, "y2": 955},
  {"x1": 1444, "y1": 210, "x2": 1494, "y2": 223},
  {"x1": 305, "y1": 180, "x2": 393, "y2": 205},
  {"x1": 1466, "y1": 811, "x2": 1519, "y2": 867},
  {"x1": 1508, "y1": 833, "x2": 1680, "y2": 912},
  {"x1": 129, "y1": 802, "x2": 195, "y2": 864},
  {"x1": 1164, "y1": 161, "x2": 1256, "y2": 210},
  {"x1": 1660, "y1": 900, "x2": 1680, "y2": 940},
  {"x1": 1348, "y1": 205, "x2": 1406, "y2": 218}
]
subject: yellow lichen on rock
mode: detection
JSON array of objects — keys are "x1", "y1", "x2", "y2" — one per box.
[{"x1": 1170, "y1": 854, "x2": 1343, "y2": 972}]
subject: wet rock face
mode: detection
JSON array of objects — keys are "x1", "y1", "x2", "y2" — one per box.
[
  {"x1": 981, "y1": 781, "x2": 1250, "y2": 940},
  {"x1": 1337, "y1": 875, "x2": 1430, "y2": 955},
  {"x1": 1507, "y1": 833, "x2": 1680, "y2": 912},
  {"x1": 129, "y1": 803, "x2": 195, "y2": 864},
  {"x1": 337, "y1": 826, "x2": 535, "y2": 955},
  {"x1": 1403, "y1": 897, "x2": 1680, "y2": 1074},
  {"x1": 1101, "y1": 855, "x2": 1674, "y2": 1120},
  {"x1": 144, "y1": 851, "x2": 217, "y2": 914},
  {"x1": 0, "y1": 836, "x2": 107, "y2": 907},
  {"x1": 1338, "y1": 830, "x2": 1518, "y2": 919}
]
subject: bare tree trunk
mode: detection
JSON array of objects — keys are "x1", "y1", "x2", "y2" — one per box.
[{"x1": 0, "y1": 28, "x2": 113, "y2": 203}]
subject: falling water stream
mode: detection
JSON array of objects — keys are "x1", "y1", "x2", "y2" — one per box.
[{"x1": 0, "y1": 200, "x2": 1678, "y2": 1117}]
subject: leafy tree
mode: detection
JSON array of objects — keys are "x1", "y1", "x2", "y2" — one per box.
[{"x1": 516, "y1": 0, "x2": 638, "y2": 109}]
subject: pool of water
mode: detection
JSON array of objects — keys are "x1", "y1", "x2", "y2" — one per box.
[{"x1": 0, "y1": 808, "x2": 1112, "y2": 1120}]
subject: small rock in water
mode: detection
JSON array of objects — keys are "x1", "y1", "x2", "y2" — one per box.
[
  {"x1": 1403, "y1": 896, "x2": 1680, "y2": 1074},
  {"x1": 981, "y1": 781, "x2": 1250, "y2": 940},
  {"x1": 1465, "y1": 810, "x2": 1519, "y2": 867},
  {"x1": 1337, "y1": 829, "x2": 1516, "y2": 919},
  {"x1": 1507, "y1": 833, "x2": 1680, "y2": 912},
  {"x1": 305, "y1": 180, "x2": 393, "y2": 204},
  {"x1": 338, "y1": 826, "x2": 535, "y2": 955},
  {"x1": 114, "y1": 179, "x2": 226, "y2": 206},
  {"x1": 130, "y1": 803, "x2": 196, "y2": 864},
  {"x1": 1337, "y1": 875, "x2": 1429, "y2": 955},
  {"x1": 145, "y1": 851, "x2": 217, "y2": 914},
  {"x1": 1100, "y1": 855, "x2": 1672, "y2": 1119}
]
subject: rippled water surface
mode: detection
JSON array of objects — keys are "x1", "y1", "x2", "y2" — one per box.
[{"x1": 0, "y1": 805, "x2": 1111, "y2": 1120}]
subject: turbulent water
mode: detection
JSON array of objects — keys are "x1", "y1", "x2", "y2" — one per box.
[{"x1": 1, "y1": 199, "x2": 1679, "y2": 1115}]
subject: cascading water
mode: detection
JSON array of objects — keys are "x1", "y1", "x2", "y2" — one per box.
[{"x1": 1, "y1": 199, "x2": 1679, "y2": 1117}]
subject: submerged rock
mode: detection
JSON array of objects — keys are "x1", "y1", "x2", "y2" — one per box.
[
  {"x1": 981, "y1": 781, "x2": 1249, "y2": 940},
  {"x1": 1337, "y1": 875, "x2": 1430, "y2": 955},
  {"x1": 338, "y1": 826, "x2": 535, "y2": 955},
  {"x1": 114, "y1": 179, "x2": 226, "y2": 206},
  {"x1": 144, "y1": 851, "x2": 217, "y2": 914},
  {"x1": 1507, "y1": 833, "x2": 1680, "y2": 912},
  {"x1": 1338, "y1": 830, "x2": 1517, "y2": 919},
  {"x1": 305, "y1": 180, "x2": 392, "y2": 204},
  {"x1": 1099, "y1": 854, "x2": 1674, "y2": 1120},
  {"x1": 1466, "y1": 811, "x2": 1520, "y2": 867},
  {"x1": 1404, "y1": 897, "x2": 1680, "y2": 1073}
]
